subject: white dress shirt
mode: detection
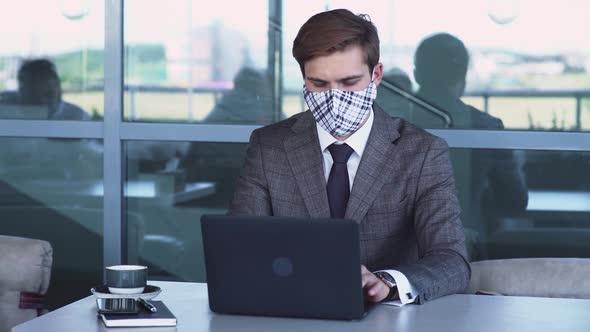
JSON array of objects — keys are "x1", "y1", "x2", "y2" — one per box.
[{"x1": 315, "y1": 108, "x2": 418, "y2": 306}]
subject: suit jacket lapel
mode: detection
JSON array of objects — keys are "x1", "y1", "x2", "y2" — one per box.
[
  {"x1": 284, "y1": 111, "x2": 331, "y2": 219},
  {"x1": 345, "y1": 105, "x2": 401, "y2": 223}
]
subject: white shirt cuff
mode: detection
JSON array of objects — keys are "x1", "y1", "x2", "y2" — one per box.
[{"x1": 375, "y1": 269, "x2": 418, "y2": 307}]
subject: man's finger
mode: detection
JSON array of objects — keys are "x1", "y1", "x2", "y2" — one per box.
[
  {"x1": 368, "y1": 280, "x2": 386, "y2": 297},
  {"x1": 361, "y1": 270, "x2": 372, "y2": 288},
  {"x1": 360, "y1": 265, "x2": 374, "y2": 288},
  {"x1": 360, "y1": 265, "x2": 389, "y2": 302},
  {"x1": 362, "y1": 275, "x2": 380, "y2": 294}
]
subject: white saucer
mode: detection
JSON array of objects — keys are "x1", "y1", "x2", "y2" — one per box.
[
  {"x1": 90, "y1": 284, "x2": 161, "y2": 300},
  {"x1": 108, "y1": 286, "x2": 145, "y2": 294}
]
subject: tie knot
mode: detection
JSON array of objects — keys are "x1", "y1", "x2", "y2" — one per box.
[{"x1": 328, "y1": 143, "x2": 354, "y2": 164}]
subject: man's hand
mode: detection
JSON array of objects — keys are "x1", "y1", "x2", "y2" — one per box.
[{"x1": 361, "y1": 265, "x2": 391, "y2": 303}]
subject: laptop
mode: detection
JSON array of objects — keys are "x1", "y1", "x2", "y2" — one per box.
[{"x1": 200, "y1": 214, "x2": 370, "y2": 320}]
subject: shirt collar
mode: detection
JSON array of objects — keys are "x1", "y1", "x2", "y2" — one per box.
[{"x1": 316, "y1": 108, "x2": 374, "y2": 158}]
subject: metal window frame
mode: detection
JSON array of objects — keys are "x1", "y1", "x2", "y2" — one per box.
[
  {"x1": 0, "y1": 0, "x2": 589, "y2": 277},
  {"x1": 104, "y1": 0, "x2": 124, "y2": 268}
]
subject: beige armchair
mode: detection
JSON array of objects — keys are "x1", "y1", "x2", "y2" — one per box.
[
  {"x1": 467, "y1": 258, "x2": 590, "y2": 298},
  {"x1": 0, "y1": 235, "x2": 52, "y2": 332}
]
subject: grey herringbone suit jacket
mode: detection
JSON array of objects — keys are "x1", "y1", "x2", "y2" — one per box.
[{"x1": 229, "y1": 105, "x2": 470, "y2": 304}]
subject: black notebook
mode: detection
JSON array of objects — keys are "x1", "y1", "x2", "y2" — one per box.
[{"x1": 99, "y1": 301, "x2": 177, "y2": 327}]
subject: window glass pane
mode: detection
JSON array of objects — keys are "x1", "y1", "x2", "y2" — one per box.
[
  {"x1": 0, "y1": 137, "x2": 104, "y2": 309},
  {"x1": 381, "y1": 0, "x2": 590, "y2": 131},
  {"x1": 125, "y1": 139, "x2": 590, "y2": 276},
  {"x1": 450, "y1": 148, "x2": 590, "y2": 260},
  {"x1": 124, "y1": 1, "x2": 275, "y2": 124},
  {"x1": 283, "y1": 1, "x2": 590, "y2": 131},
  {"x1": 125, "y1": 140, "x2": 247, "y2": 281},
  {"x1": 0, "y1": 1, "x2": 104, "y2": 120},
  {"x1": 123, "y1": 1, "x2": 590, "y2": 129}
]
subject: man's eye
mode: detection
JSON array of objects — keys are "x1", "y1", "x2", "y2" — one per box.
[
  {"x1": 343, "y1": 80, "x2": 360, "y2": 86},
  {"x1": 313, "y1": 82, "x2": 326, "y2": 88}
]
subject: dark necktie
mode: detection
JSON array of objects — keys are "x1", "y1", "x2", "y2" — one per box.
[{"x1": 327, "y1": 143, "x2": 354, "y2": 219}]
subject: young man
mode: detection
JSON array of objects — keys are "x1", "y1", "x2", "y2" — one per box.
[{"x1": 229, "y1": 9, "x2": 470, "y2": 305}]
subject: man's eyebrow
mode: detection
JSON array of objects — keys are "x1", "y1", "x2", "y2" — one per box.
[
  {"x1": 306, "y1": 76, "x2": 328, "y2": 83},
  {"x1": 337, "y1": 75, "x2": 364, "y2": 82},
  {"x1": 306, "y1": 75, "x2": 364, "y2": 83}
]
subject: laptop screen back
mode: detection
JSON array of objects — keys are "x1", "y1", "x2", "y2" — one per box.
[{"x1": 201, "y1": 215, "x2": 366, "y2": 320}]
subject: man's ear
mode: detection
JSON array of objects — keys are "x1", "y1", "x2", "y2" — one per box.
[{"x1": 372, "y1": 63, "x2": 384, "y2": 86}]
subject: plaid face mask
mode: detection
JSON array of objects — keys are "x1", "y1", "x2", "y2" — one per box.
[{"x1": 304, "y1": 81, "x2": 377, "y2": 137}]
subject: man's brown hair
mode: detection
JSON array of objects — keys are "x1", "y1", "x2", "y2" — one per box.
[{"x1": 292, "y1": 9, "x2": 380, "y2": 76}]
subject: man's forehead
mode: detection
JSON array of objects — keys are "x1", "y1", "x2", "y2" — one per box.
[
  {"x1": 303, "y1": 46, "x2": 369, "y2": 80},
  {"x1": 304, "y1": 67, "x2": 369, "y2": 82}
]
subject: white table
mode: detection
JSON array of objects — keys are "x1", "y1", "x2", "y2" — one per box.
[
  {"x1": 527, "y1": 190, "x2": 590, "y2": 212},
  {"x1": 16, "y1": 179, "x2": 215, "y2": 205},
  {"x1": 13, "y1": 281, "x2": 590, "y2": 332}
]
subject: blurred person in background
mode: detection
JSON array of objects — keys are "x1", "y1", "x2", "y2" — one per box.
[
  {"x1": 5, "y1": 59, "x2": 90, "y2": 120},
  {"x1": 376, "y1": 67, "x2": 413, "y2": 120},
  {"x1": 412, "y1": 33, "x2": 528, "y2": 259}
]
